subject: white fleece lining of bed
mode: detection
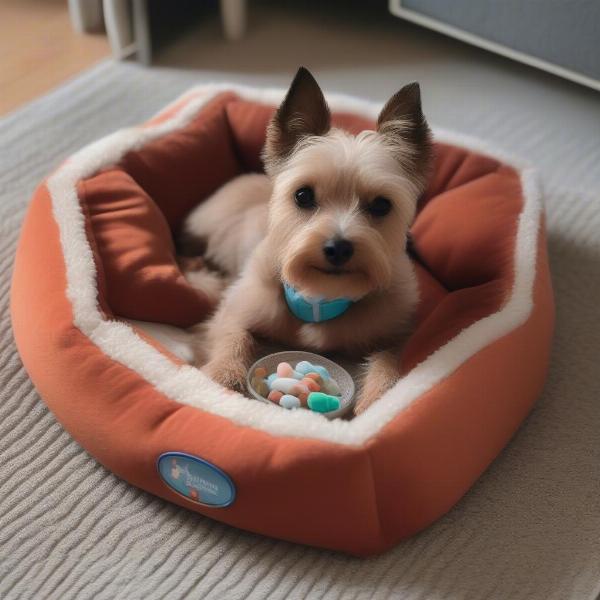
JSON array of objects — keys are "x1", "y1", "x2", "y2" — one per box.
[{"x1": 46, "y1": 84, "x2": 542, "y2": 447}]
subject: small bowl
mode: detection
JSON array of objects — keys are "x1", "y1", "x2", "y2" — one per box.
[{"x1": 247, "y1": 351, "x2": 355, "y2": 420}]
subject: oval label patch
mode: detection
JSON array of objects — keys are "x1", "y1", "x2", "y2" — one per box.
[{"x1": 157, "y1": 452, "x2": 236, "y2": 507}]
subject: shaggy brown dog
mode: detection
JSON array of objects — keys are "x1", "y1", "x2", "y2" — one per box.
[{"x1": 182, "y1": 68, "x2": 432, "y2": 414}]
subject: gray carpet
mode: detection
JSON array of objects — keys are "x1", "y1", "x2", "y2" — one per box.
[{"x1": 1, "y1": 5, "x2": 600, "y2": 599}]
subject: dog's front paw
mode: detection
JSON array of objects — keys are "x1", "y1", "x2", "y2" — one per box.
[
  {"x1": 202, "y1": 359, "x2": 248, "y2": 394},
  {"x1": 353, "y1": 383, "x2": 387, "y2": 416},
  {"x1": 353, "y1": 351, "x2": 399, "y2": 416}
]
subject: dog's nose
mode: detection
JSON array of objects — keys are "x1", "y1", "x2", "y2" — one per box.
[{"x1": 323, "y1": 238, "x2": 354, "y2": 266}]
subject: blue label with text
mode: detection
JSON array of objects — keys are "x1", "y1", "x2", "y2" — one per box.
[{"x1": 157, "y1": 452, "x2": 235, "y2": 507}]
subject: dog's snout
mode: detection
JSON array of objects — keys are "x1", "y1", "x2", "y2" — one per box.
[{"x1": 323, "y1": 238, "x2": 354, "y2": 266}]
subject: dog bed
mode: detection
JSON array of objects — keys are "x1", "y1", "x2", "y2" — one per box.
[{"x1": 11, "y1": 85, "x2": 554, "y2": 556}]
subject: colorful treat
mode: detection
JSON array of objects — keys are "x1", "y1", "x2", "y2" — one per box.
[
  {"x1": 276, "y1": 362, "x2": 303, "y2": 380},
  {"x1": 251, "y1": 376, "x2": 269, "y2": 398},
  {"x1": 254, "y1": 367, "x2": 267, "y2": 378},
  {"x1": 295, "y1": 361, "x2": 314, "y2": 375},
  {"x1": 321, "y1": 377, "x2": 341, "y2": 396},
  {"x1": 268, "y1": 390, "x2": 283, "y2": 402},
  {"x1": 267, "y1": 373, "x2": 278, "y2": 387},
  {"x1": 312, "y1": 365, "x2": 330, "y2": 381},
  {"x1": 307, "y1": 392, "x2": 340, "y2": 413},
  {"x1": 296, "y1": 361, "x2": 330, "y2": 381},
  {"x1": 276, "y1": 362, "x2": 294, "y2": 378},
  {"x1": 301, "y1": 377, "x2": 320, "y2": 392},
  {"x1": 271, "y1": 377, "x2": 309, "y2": 396},
  {"x1": 305, "y1": 372, "x2": 323, "y2": 385},
  {"x1": 280, "y1": 394, "x2": 301, "y2": 409}
]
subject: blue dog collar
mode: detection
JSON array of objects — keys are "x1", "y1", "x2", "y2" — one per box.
[{"x1": 283, "y1": 283, "x2": 353, "y2": 323}]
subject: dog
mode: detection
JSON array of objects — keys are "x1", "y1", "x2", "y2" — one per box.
[{"x1": 180, "y1": 67, "x2": 432, "y2": 414}]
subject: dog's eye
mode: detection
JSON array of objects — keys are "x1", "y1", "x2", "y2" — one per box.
[
  {"x1": 294, "y1": 187, "x2": 317, "y2": 209},
  {"x1": 367, "y1": 196, "x2": 392, "y2": 218}
]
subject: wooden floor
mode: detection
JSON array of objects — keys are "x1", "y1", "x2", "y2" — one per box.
[{"x1": 0, "y1": 0, "x2": 110, "y2": 116}]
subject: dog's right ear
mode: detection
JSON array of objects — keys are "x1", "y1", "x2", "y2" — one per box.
[{"x1": 263, "y1": 67, "x2": 331, "y2": 173}]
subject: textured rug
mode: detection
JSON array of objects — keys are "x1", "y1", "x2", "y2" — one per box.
[{"x1": 1, "y1": 9, "x2": 600, "y2": 598}]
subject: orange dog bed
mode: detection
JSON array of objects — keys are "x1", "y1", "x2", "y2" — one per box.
[{"x1": 11, "y1": 85, "x2": 554, "y2": 556}]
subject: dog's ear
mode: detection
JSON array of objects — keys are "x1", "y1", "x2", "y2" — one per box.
[
  {"x1": 263, "y1": 67, "x2": 331, "y2": 173},
  {"x1": 377, "y1": 82, "x2": 432, "y2": 187}
]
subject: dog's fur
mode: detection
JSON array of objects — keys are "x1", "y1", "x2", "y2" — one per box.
[{"x1": 182, "y1": 68, "x2": 432, "y2": 414}]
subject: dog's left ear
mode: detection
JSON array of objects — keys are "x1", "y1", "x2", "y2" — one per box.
[
  {"x1": 377, "y1": 82, "x2": 432, "y2": 187},
  {"x1": 263, "y1": 67, "x2": 331, "y2": 173}
]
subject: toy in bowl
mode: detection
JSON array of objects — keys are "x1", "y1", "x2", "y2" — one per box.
[{"x1": 247, "y1": 351, "x2": 355, "y2": 419}]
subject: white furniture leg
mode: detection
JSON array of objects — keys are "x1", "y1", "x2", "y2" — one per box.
[
  {"x1": 132, "y1": 0, "x2": 152, "y2": 64},
  {"x1": 101, "y1": 0, "x2": 246, "y2": 63},
  {"x1": 220, "y1": 0, "x2": 247, "y2": 41},
  {"x1": 103, "y1": 0, "x2": 135, "y2": 60},
  {"x1": 68, "y1": 0, "x2": 104, "y2": 33},
  {"x1": 103, "y1": 0, "x2": 151, "y2": 63}
]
